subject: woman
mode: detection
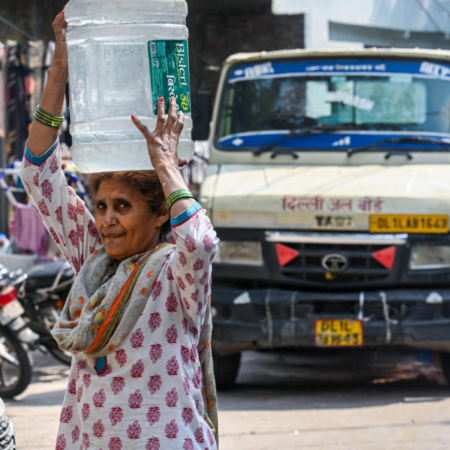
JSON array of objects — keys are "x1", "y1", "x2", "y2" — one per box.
[{"x1": 20, "y1": 10, "x2": 219, "y2": 450}]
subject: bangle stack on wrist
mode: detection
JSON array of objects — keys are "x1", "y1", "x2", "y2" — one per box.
[
  {"x1": 165, "y1": 189, "x2": 196, "y2": 217},
  {"x1": 34, "y1": 105, "x2": 64, "y2": 128}
]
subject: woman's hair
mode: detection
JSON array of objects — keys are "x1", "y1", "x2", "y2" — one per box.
[{"x1": 88, "y1": 171, "x2": 171, "y2": 241}]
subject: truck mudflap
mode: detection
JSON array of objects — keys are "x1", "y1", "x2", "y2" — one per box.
[{"x1": 211, "y1": 287, "x2": 450, "y2": 355}]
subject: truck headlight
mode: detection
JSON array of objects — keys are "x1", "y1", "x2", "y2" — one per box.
[
  {"x1": 410, "y1": 244, "x2": 450, "y2": 270},
  {"x1": 214, "y1": 241, "x2": 263, "y2": 266}
]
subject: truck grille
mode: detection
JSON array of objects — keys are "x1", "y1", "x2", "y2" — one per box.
[
  {"x1": 266, "y1": 232, "x2": 406, "y2": 289},
  {"x1": 281, "y1": 242, "x2": 390, "y2": 283}
]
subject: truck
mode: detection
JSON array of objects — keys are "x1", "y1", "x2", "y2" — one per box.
[{"x1": 196, "y1": 48, "x2": 450, "y2": 389}]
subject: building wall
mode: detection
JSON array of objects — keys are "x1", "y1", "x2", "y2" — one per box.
[
  {"x1": 0, "y1": 0, "x2": 66, "y2": 44},
  {"x1": 1, "y1": 1, "x2": 304, "y2": 95},
  {"x1": 273, "y1": 0, "x2": 450, "y2": 49},
  {"x1": 186, "y1": 0, "x2": 304, "y2": 93}
]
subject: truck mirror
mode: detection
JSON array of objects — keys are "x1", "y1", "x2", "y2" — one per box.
[{"x1": 192, "y1": 90, "x2": 212, "y2": 141}]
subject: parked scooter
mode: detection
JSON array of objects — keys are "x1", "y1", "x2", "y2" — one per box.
[
  {"x1": 19, "y1": 260, "x2": 74, "y2": 366},
  {"x1": 0, "y1": 267, "x2": 39, "y2": 398}
]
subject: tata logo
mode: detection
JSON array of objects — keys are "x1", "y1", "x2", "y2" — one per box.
[{"x1": 321, "y1": 253, "x2": 348, "y2": 273}]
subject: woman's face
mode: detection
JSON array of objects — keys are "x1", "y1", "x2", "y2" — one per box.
[{"x1": 94, "y1": 179, "x2": 168, "y2": 264}]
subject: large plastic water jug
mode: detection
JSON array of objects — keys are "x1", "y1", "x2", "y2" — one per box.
[{"x1": 64, "y1": 0, "x2": 193, "y2": 173}]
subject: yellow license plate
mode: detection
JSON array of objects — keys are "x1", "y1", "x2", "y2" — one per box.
[
  {"x1": 315, "y1": 319, "x2": 363, "y2": 347},
  {"x1": 370, "y1": 214, "x2": 448, "y2": 234}
]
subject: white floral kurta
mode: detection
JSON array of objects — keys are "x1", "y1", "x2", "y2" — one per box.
[{"x1": 20, "y1": 142, "x2": 219, "y2": 450}]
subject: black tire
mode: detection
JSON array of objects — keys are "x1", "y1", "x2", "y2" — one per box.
[
  {"x1": 213, "y1": 351, "x2": 241, "y2": 390},
  {"x1": 0, "y1": 327, "x2": 33, "y2": 399},
  {"x1": 46, "y1": 342, "x2": 72, "y2": 366}
]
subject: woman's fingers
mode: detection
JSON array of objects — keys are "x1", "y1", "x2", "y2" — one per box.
[
  {"x1": 53, "y1": 12, "x2": 67, "y2": 41},
  {"x1": 154, "y1": 97, "x2": 167, "y2": 135},
  {"x1": 166, "y1": 97, "x2": 178, "y2": 131},
  {"x1": 131, "y1": 115, "x2": 155, "y2": 142},
  {"x1": 52, "y1": 13, "x2": 63, "y2": 34},
  {"x1": 173, "y1": 111, "x2": 185, "y2": 136},
  {"x1": 178, "y1": 158, "x2": 188, "y2": 168}
]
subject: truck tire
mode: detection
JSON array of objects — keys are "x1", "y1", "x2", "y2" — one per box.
[
  {"x1": 213, "y1": 351, "x2": 241, "y2": 390},
  {"x1": 439, "y1": 352, "x2": 450, "y2": 385}
]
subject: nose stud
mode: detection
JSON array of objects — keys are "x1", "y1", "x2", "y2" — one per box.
[{"x1": 106, "y1": 219, "x2": 117, "y2": 227}]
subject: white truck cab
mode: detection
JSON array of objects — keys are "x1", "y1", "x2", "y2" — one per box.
[{"x1": 200, "y1": 48, "x2": 450, "y2": 388}]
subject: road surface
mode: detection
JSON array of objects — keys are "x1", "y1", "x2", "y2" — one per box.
[{"x1": 5, "y1": 348, "x2": 450, "y2": 450}]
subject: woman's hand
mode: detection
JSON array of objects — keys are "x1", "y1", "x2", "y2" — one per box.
[
  {"x1": 132, "y1": 97, "x2": 187, "y2": 170},
  {"x1": 49, "y1": 9, "x2": 69, "y2": 79},
  {"x1": 132, "y1": 98, "x2": 195, "y2": 217}
]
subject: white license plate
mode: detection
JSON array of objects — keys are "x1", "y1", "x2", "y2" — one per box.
[{"x1": 0, "y1": 300, "x2": 24, "y2": 325}]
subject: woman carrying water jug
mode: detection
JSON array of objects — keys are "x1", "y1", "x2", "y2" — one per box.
[{"x1": 20, "y1": 10, "x2": 219, "y2": 450}]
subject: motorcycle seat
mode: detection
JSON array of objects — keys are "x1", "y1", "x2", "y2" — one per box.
[
  {"x1": 26, "y1": 260, "x2": 74, "y2": 292},
  {"x1": 27, "y1": 260, "x2": 72, "y2": 279}
]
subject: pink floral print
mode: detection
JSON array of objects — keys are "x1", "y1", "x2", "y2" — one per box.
[{"x1": 20, "y1": 142, "x2": 219, "y2": 449}]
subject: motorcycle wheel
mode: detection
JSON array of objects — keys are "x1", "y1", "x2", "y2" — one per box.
[
  {"x1": 0, "y1": 327, "x2": 33, "y2": 399},
  {"x1": 47, "y1": 343, "x2": 72, "y2": 366}
]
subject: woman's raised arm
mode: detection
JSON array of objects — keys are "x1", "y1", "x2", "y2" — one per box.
[
  {"x1": 28, "y1": 11, "x2": 68, "y2": 155},
  {"x1": 20, "y1": 9, "x2": 101, "y2": 274}
]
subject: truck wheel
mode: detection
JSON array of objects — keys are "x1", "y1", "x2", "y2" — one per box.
[
  {"x1": 439, "y1": 352, "x2": 450, "y2": 385},
  {"x1": 213, "y1": 351, "x2": 241, "y2": 390}
]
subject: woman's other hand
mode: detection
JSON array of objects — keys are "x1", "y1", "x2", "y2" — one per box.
[
  {"x1": 132, "y1": 98, "x2": 188, "y2": 170},
  {"x1": 132, "y1": 99, "x2": 195, "y2": 218},
  {"x1": 50, "y1": 9, "x2": 69, "y2": 79}
]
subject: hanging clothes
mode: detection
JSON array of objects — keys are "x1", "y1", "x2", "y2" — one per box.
[
  {"x1": 6, "y1": 40, "x2": 30, "y2": 163},
  {"x1": 27, "y1": 40, "x2": 46, "y2": 117},
  {"x1": 10, "y1": 202, "x2": 48, "y2": 256}
]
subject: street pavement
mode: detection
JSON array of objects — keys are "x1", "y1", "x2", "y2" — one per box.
[{"x1": 4, "y1": 348, "x2": 450, "y2": 449}]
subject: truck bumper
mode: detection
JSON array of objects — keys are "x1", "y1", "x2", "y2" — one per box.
[{"x1": 212, "y1": 287, "x2": 450, "y2": 355}]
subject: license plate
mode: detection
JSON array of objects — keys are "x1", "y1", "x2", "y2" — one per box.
[
  {"x1": 370, "y1": 214, "x2": 448, "y2": 234},
  {"x1": 315, "y1": 319, "x2": 363, "y2": 347},
  {"x1": 0, "y1": 300, "x2": 24, "y2": 326}
]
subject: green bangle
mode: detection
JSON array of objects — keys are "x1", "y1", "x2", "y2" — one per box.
[
  {"x1": 167, "y1": 195, "x2": 196, "y2": 216},
  {"x1": 34, "y1": 110, "x2": 63, "y2": 123},
  {"x1": 36, "y1": 105, "x2": 64, "y2": 122},
  {"x1": 34, "y1": 105, "x2": 64, "y2": 128},
  {"x1": 34, "y1": 113, "x2": 63, "y2": 127},
  {"x1": 34, "y1": 113, "x2": 63, "y2": 128},
  {"x1": 165, "y1": 189, "x2": 188, "y2": 208},
  {"x1": 165, "y1": 189, "x2": 193, "y2": 210},
  {"x1": 165, "y1": 189, "x2": 196, "y2": 216}
]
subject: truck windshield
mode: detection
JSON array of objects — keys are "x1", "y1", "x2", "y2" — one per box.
[{"x1": 217, "y1": 59, "x2": 450, "y2": 148}]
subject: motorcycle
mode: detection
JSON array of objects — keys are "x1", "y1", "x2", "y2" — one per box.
[
  {"x1": 19, "y1": 260, "x2": 74, "y2": 366},
  {"x1": 0, "y1": 267, "x2": 39, "y2": 399}
]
